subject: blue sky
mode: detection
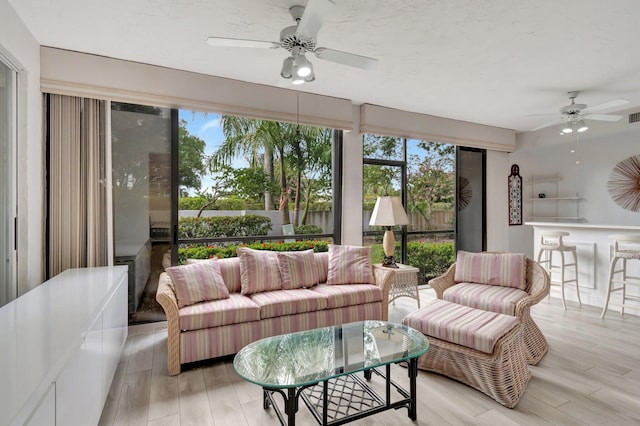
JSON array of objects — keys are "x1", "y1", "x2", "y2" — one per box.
[{"x1": 179, "y1": 110, "x2": 249, "y2": 194}]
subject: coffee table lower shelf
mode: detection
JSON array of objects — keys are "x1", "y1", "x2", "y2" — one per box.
[{"x1": 262, "y1": 359, "x2": 418, "y2": 426}]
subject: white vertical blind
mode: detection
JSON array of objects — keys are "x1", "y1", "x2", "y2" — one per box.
[{"x1": 48, "y1": 94, "x2": 108, "y2": 277}]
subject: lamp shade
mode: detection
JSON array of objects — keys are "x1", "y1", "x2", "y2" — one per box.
[
  {"x1": 369, "y1": 196, "x2": 410, "y2": 227},
  {"x1": 561, "y1": 123, "x2": 573, "y2": 134},
  {"x1": 576, "y1": 120, "x2": 588, "y2": 132}
]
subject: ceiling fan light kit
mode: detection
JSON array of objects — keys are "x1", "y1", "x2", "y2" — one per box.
[
  {"x1": 280, "y1": 57, "x2": 294, "y2": 78},
  {"x1": 560, "y1": 118, "x2": 588, "y2": 135},
  {"x1": 206, "y1": 0, "x2": 378, "y2": 86},
  {"x1": 530, "y1": 91, "x2": 629, "y2": 133}
]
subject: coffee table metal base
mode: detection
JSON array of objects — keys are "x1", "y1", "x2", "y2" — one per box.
[{"x1": 262, "y1": 358, "x2": 418, "y2": 426}]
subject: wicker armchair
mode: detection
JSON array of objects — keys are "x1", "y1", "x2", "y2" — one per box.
[{"x1": 429, "y1": 257, "x2": 550, "y2": 365}]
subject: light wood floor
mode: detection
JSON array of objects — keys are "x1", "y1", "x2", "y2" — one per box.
[{"x1": 99, "y1": 289, "x2": 640, "y2": 426}]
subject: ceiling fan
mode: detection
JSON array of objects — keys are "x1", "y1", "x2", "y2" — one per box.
[
  {"x1": 206, "y1": 0, "x2": 378, "y2": 85},
  {"x1": 530, "y1": 91, "x2": 630, "y2": 133}
]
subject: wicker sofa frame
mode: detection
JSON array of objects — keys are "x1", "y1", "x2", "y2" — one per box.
[{"x1": 429, "y1": 257, "x2": 550, "y2": 365}]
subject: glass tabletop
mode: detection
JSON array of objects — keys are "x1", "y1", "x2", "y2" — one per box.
[{"x1": 233, "y1": 320, "x2": 429, "y2": 389}]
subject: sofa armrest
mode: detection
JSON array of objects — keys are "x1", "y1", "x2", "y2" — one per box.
[
  {"x1": 156, "y1": 272, "x2": 182, "y2": 376},
  {"x1": 373, "y1": 267, "x2": 395, "y2": 321},
  {"x1": 514, "y1": 259, "x2": 550, "y2": 317},
  {"x1": 428, "y1": 263, "x2": 457, "y2": 299}
]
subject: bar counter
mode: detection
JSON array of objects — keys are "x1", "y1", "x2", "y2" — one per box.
[{"x1": 525, "y1": 222, "x2": 640, "y2": 314}]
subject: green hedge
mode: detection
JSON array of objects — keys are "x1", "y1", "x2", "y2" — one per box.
[
  {"x1": 178, "y1": 196, "x2": 264, "y2": 211},
  {"x1": 371, "y1": 241, "x2": 455, "y2": 284},
  {"x1": 179, "y1": 240, "x2": 330, "y2": 263},
  {"x1": 294, "y1": 224, "x2": 323, "y2": 234},
  {"x1": 407, "y1": 241, "x2": 455, "y2": 281},
  {"x1": 179, "y1": 215, "x2": 272, "y2": 239}
]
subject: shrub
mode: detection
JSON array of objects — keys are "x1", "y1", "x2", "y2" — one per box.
[
  {"x1": 178, "y1": 196, "x2": 265, "y2": 211},
  {"x1": 178, "y1": 196, "x2": 208, "y2": 210},
  {"x1": 407, "y1": 241, "x2": 455, "y2": 283},
  {"x1": 294, "y1": 224, "x2": 323, "y2": 234},
  {"x1": 369, "y1": 241, "x2": 455, "y2": 285},
  {"x1": 179, "y1": 240, "x2": 330, "y2": 264},
  {"x1": 178, "y1": 215, "x2": 272, "y2": 239}
]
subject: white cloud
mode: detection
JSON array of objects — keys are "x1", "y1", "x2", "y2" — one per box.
[{"x1": 198, "y1": 117, "x2": 221, "y2": 136}]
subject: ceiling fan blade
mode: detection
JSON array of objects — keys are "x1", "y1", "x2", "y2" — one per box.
[
  {"x1": 581, "y1": 98, "x2": 629, "y2": 114},
  {"x1": 314, "y1": 47, "x2": 378, "y2": 70},
  {"x1": 529, "y1": 118, "x2": 566, "y2": 132},
  {"x1": 582, "y1": 113, "x2": 623, "y2": 122},
  {"x1": 207, "y1": 37, "x2": 280, "y2": 49},
  {"x1": 296, "y1": 0, "x2": 335, "y2": 40}
]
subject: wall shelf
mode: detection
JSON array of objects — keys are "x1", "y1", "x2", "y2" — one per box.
[
  {"x1": 525, "y1": 174, "x2": 582, "y2": 222},
  {"x1": 528, "y1": 196, "x2": 581, "y2": 201}
]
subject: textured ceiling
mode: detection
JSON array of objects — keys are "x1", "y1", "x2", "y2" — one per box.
[{"x1": 9, "y1": 0, "x2": 640, "y2": 133}]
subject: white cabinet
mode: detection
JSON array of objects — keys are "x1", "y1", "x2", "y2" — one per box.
[
  {"x1": 25, "y1": 385, "x2": 55, "y2": 426},
  {"x1": 525, "y1": 175, "x2": 582, "y2": 221},
  {"x1": 0, "y1": 266, "x2": 128, "y2": 426}
]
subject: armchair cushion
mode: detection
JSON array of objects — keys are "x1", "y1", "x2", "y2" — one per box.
[
  {"x1": 443, "y1": 282, "x2": 529, "y2": 316},
  {"x1": 454, "y1": 251, "x2": 526, "y2": 290}
]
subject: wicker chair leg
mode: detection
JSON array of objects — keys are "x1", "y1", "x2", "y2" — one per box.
[{"x1": 522, "y1": 315, "x2": 548, "y2": 365}]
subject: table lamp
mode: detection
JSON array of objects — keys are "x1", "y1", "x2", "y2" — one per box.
[{"x1": 369, "y1": 196, "x2": 410, "y2": 268}]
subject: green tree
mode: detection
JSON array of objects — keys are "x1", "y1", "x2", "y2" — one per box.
[
  {"x1": 230, "y1": 167, "x2": 278, "y2": 202},
  {"x1": 363, "y1": 134, "x2": 403, "y2": 159},
  {"x1": 407, "y1": 141, "x2": 455, "y2": 226},
  {"x1": 286, "y1": 125, "x2": 331, "y2": 226},
  {"x1": 178, "y1": 119, "x2": 208, "y2": 194},
  {"x1": 211, "y1": 116, "x2": 278, "y2": 211},
  {"x1": 211, "y1": 116, "x2": 330, "y2": 227},
  {"x1": 298, "y1": 128, "x2": 332, "y2": 225}
]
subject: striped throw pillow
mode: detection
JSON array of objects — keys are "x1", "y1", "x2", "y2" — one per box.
[
  {"x1": 454, "y1": 251, "x2": 527, "y2": 290},
  {"x1": 277, "y1": 249, "x2": 319, "y2": 289},
  {"x1": 237, "y1": 247, "x2": 282, "y2": 295},
  {"x1": 326, "y1": 245, "x2": 374, "y2": 285},
  {"x1": 166, "y1": 260, "x2": 230, "y2": 308}
]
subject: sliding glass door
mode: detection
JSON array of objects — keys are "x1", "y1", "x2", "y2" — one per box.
[
  {"x1": 455, "y1": 146, "x2": 486, "y2": 252},
  {"x1": 111, "y1": 103, "x2": 176, "y2": 323},
  {"x1": 0, "y1": 58, "x2": 17, "y2": 307}
]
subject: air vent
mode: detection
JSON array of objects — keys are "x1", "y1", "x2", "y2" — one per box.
[{"x1": 629, "y1": 112, "x2": 640, "y2": 123}]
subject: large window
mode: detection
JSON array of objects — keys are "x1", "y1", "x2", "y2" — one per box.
[
  {"x1": 363, "y1": 134, "x2": 455, "y2": 284},
  {"x1": 111, "y1": 102, "x2": 174, "y2": 323},
  {"x1": 176, "y1": 111, "x2": 340, "y2": 262},
  {"x1": 0, "y1": 57, "x2": 17, "y2": 307}
]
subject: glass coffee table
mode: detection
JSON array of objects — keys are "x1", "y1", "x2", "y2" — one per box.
[{"x1": 234, "y1": 320, "x2": 429, "y2": 426}]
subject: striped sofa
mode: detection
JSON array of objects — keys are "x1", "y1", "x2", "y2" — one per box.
[
  {"x1": 156, "y1": 247, "x2": 395, "y2": 376},
  {"x1": 428, "y1": 251, "x2": 551, "y2": 364}
]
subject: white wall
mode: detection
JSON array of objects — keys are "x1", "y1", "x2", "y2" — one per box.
[
  {"x1": 509, "y1": 118, "x2": 640, "y2": 257},
  {"x1": 486, "y1": 150, "x2": 511, "y2": 252},
  {"x1": 0, "y1": 0, "x2": 43, "y2": 294},
  {"x1": 342, "y1": 104, "x2": 365, "y2": 245},
  {"x1": 507, "y1": 117, "x2": 640, "y2": 310}
]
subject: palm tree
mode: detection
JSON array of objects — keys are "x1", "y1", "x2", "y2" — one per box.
[
  {"x1": 211, "y1": 115, "x2": 331, "y2": 227},
  {"x1": 211, "y1": 116, "x2": 291, "y2": 225},
  {"x1": 210, "y1": 116, "x2": 274, "y2": 208}
]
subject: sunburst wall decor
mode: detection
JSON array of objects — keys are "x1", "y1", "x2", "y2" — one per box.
[
  {"x1": 458, "y1": 176, "x2": 472, "y2": 211},
  {"x1": 607, "y1": 155, "x2": 640, "y2": 213}
]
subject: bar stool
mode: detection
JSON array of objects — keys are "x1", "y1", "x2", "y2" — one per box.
[
  {"x1": 600, "y1": 234, "x2": 640, "y2": 319},
  {"x1": 537, "y1": 231, "x2": 581, "y2": 310}
]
